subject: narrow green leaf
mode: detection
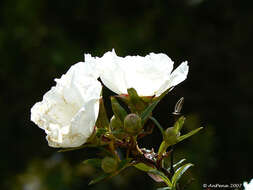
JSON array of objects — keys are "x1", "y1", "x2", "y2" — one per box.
[
  {"x1": 88, "y1": 173, "x2": 111, "y2": 185},
  {"x1": 140, "y1": 100, "x2": 159, "y2": 124},
  {"x1": 167, "y1": 159, "x2": 186, "y2": 172},
  {"x1": 157, "y1": 187, "x2": 171, "y2": 190},
  {"x1": 134, "y1": 163, "x2": 172, "y2": 187},
  {"x1": 171, "y1": 163, "x2": 193, "y2": 188},
  {"x1": 149, "y1": 169, "x2": 172, "y2": 187},
  {"x1": 173, "y1": 116, "x2": 185, "y2": 134},
  {"x1": 95, "y1": 98, "x2": 109, "y2": 129},
  {"x1": 83, "y1": 158, "x2": 102, "y2": 168},
  {"x1": 111, "y1": 97, "x2": 128, "y2": 122},
  {"x1": 173, "y1": 159, "x2": 186, "y2": 168},
  {"x1": 140, "y1": 87, "x2": 173, "y2": 125},
  {"x1": 177, "y1": 127, "x2": 203, "y2": 142},
  {"x1": 149, "y1": 116, "x2": 164, "y2": 135}
]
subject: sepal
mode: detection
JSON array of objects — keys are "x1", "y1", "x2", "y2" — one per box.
[
  {"x1": 95, "y1": 98, "x2": 110, "y2": 129},
  {"x1": 111, "y1": 97, "x2": 128, "y2": 122}
]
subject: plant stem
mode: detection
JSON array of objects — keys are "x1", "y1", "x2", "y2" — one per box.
[{"x1": 170, "y1": 146, "x2": 174, "y2": 175}]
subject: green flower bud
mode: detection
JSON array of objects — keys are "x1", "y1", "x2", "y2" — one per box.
[
  {"x1": 164, "y1": 127, "x2": 180, "y2": 146},
  {"x1": 101, "y1": 157, "x2": 118, "y2": 173},
  {"x1": 124, "y1": 113, "x2": 142, "y2": 135}
]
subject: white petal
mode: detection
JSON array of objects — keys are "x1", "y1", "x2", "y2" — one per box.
[
  {"x1": 31, "y1": 61, "x2": 102, "y2": 148},
  {"x1": 99, "y1": 50, "x2": 175, "y2": 96},
  {"x1": 155, "y1": 61, "x2": 189, "y2": 96},
  {"x1": 99, "y1": 50, "x2": 129, "y2": 94}
]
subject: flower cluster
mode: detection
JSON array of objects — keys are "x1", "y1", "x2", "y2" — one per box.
[
  {"x1": 31, "y1": 50, "x2": 188, "y2": 148},
  {"x1": 31, "y1": 49, "x2": 202, "y2": 190}
]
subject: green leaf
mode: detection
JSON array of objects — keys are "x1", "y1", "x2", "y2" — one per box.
[
  {"x1": 149, "y1": 116, "x2": 164, "y2": 135},
  {"x1": 171, "y1": 163, "x2": 193, "y2": 188},
  {"x1": 167, "y1": 159, "x2": 186, "y2": 172},
  {"x1": 111, "y1": 97, "x2": 128, "y2": 122},
  {"x1": 140, "y1": 100, "x2": 159, "y2": 124},
  {"x1": 173, "y1": 116, "x2": 185, "y2": 134},
  {"x1": 177, "y1": 127, "x2": 203, "y2": 142},
  {"x1": 127, "y1": 88, "x2": 146, "y2": 113},
  {"x1": 95, "y1": 98, "x2": 109, "y2": 129},
  {"x1": 88, "y1": 172, "x2": 111, "y2": 185},
  {"x1": 134, "y1": 163, "x2": 155, "y2": 172},
  {"x1": 83, "y1": 158, "x2": 102, "y2": 168},
  {"x1": 140, "y1": 87, "x2": 173, "y2": 125},
  {"x1": 149, "y1": 169, "x2": 172, "y2": 187},
  {"x1": 134, "y1": 163, "x2": 172, "y2": 187},
  {"x1": 173, "y1": 159, "x2": 186, "y2": 169},
  {"x1": 158, "y1": 141, "x2": 169, "y2": 156},
  {"x1": 157, "y1": 187, "x2": 171, "y2": 190}
]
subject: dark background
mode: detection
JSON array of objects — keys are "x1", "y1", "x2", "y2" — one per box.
[{"x1": 1, "y1": 0, "x2": 252, "y2": 189}]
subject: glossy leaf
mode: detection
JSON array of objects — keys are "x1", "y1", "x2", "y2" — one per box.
[
  {"x1": 177, "y1": 127, "x2": 203, "y2": 142},
  {"x1": 134, "y1": 163, "x2": 172, "y2": 187},
  {"x1": 167, "y1": 159, "x2": 186, "y2": 172},
  {"x1": 173, "y1": 159, "x2": 186, "y2": 169},
  {"x1": 171, "y1": 163, "x2": 193, "y2": 188},
  {"x1": 157, "y1": 187, "x2": 171, "y2": 190},
  {"x1": 149, "y1": 169, "x2": 172, "y2": 187}
]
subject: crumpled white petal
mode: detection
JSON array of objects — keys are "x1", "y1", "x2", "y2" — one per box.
[
  {"x1": 244, "y1": 179, "x2": 253, "y2": 190},
  {"x1": 31, "y1": 62, "x2": 102, "y2": 148},
  {"x1": 96, "y1": 50, "x2": 189, "y2": 97}
]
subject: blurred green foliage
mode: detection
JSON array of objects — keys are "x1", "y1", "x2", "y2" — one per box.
[{"x1": 1, "y1": 0, "x2": 253, "y2": 189}]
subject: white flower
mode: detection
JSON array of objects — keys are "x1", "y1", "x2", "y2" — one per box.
[
  {"x1": 31, "y1": 60, "x2": 102, "y2": 148},
  {"x1": 96, "y1": 50, "x2": 189, "y2": 97},
  {"x1": 244, "y1": 179, "x2": 253, "y2": 190}
]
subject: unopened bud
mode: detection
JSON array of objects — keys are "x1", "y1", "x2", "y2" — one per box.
[
  {"x1": 101, "y1": 157, "x2": 118, "y2": 173},
  {"x1": 124, "y1": 114, "x2": 142, "y2": 135},
  {"x1": 164, "y1": 127, "x2": 180, "y2": 146}
]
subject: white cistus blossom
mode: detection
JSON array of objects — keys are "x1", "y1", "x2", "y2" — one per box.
[
  {"x1": 244, "y1": 179, "x2": 253, "y2": 190},
  {"x1": 31, "y1": 59, "x2": 102, "y2": 148},
  {"x1": 96, "y1": 49, "x2": 189, "y2": 97}
]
